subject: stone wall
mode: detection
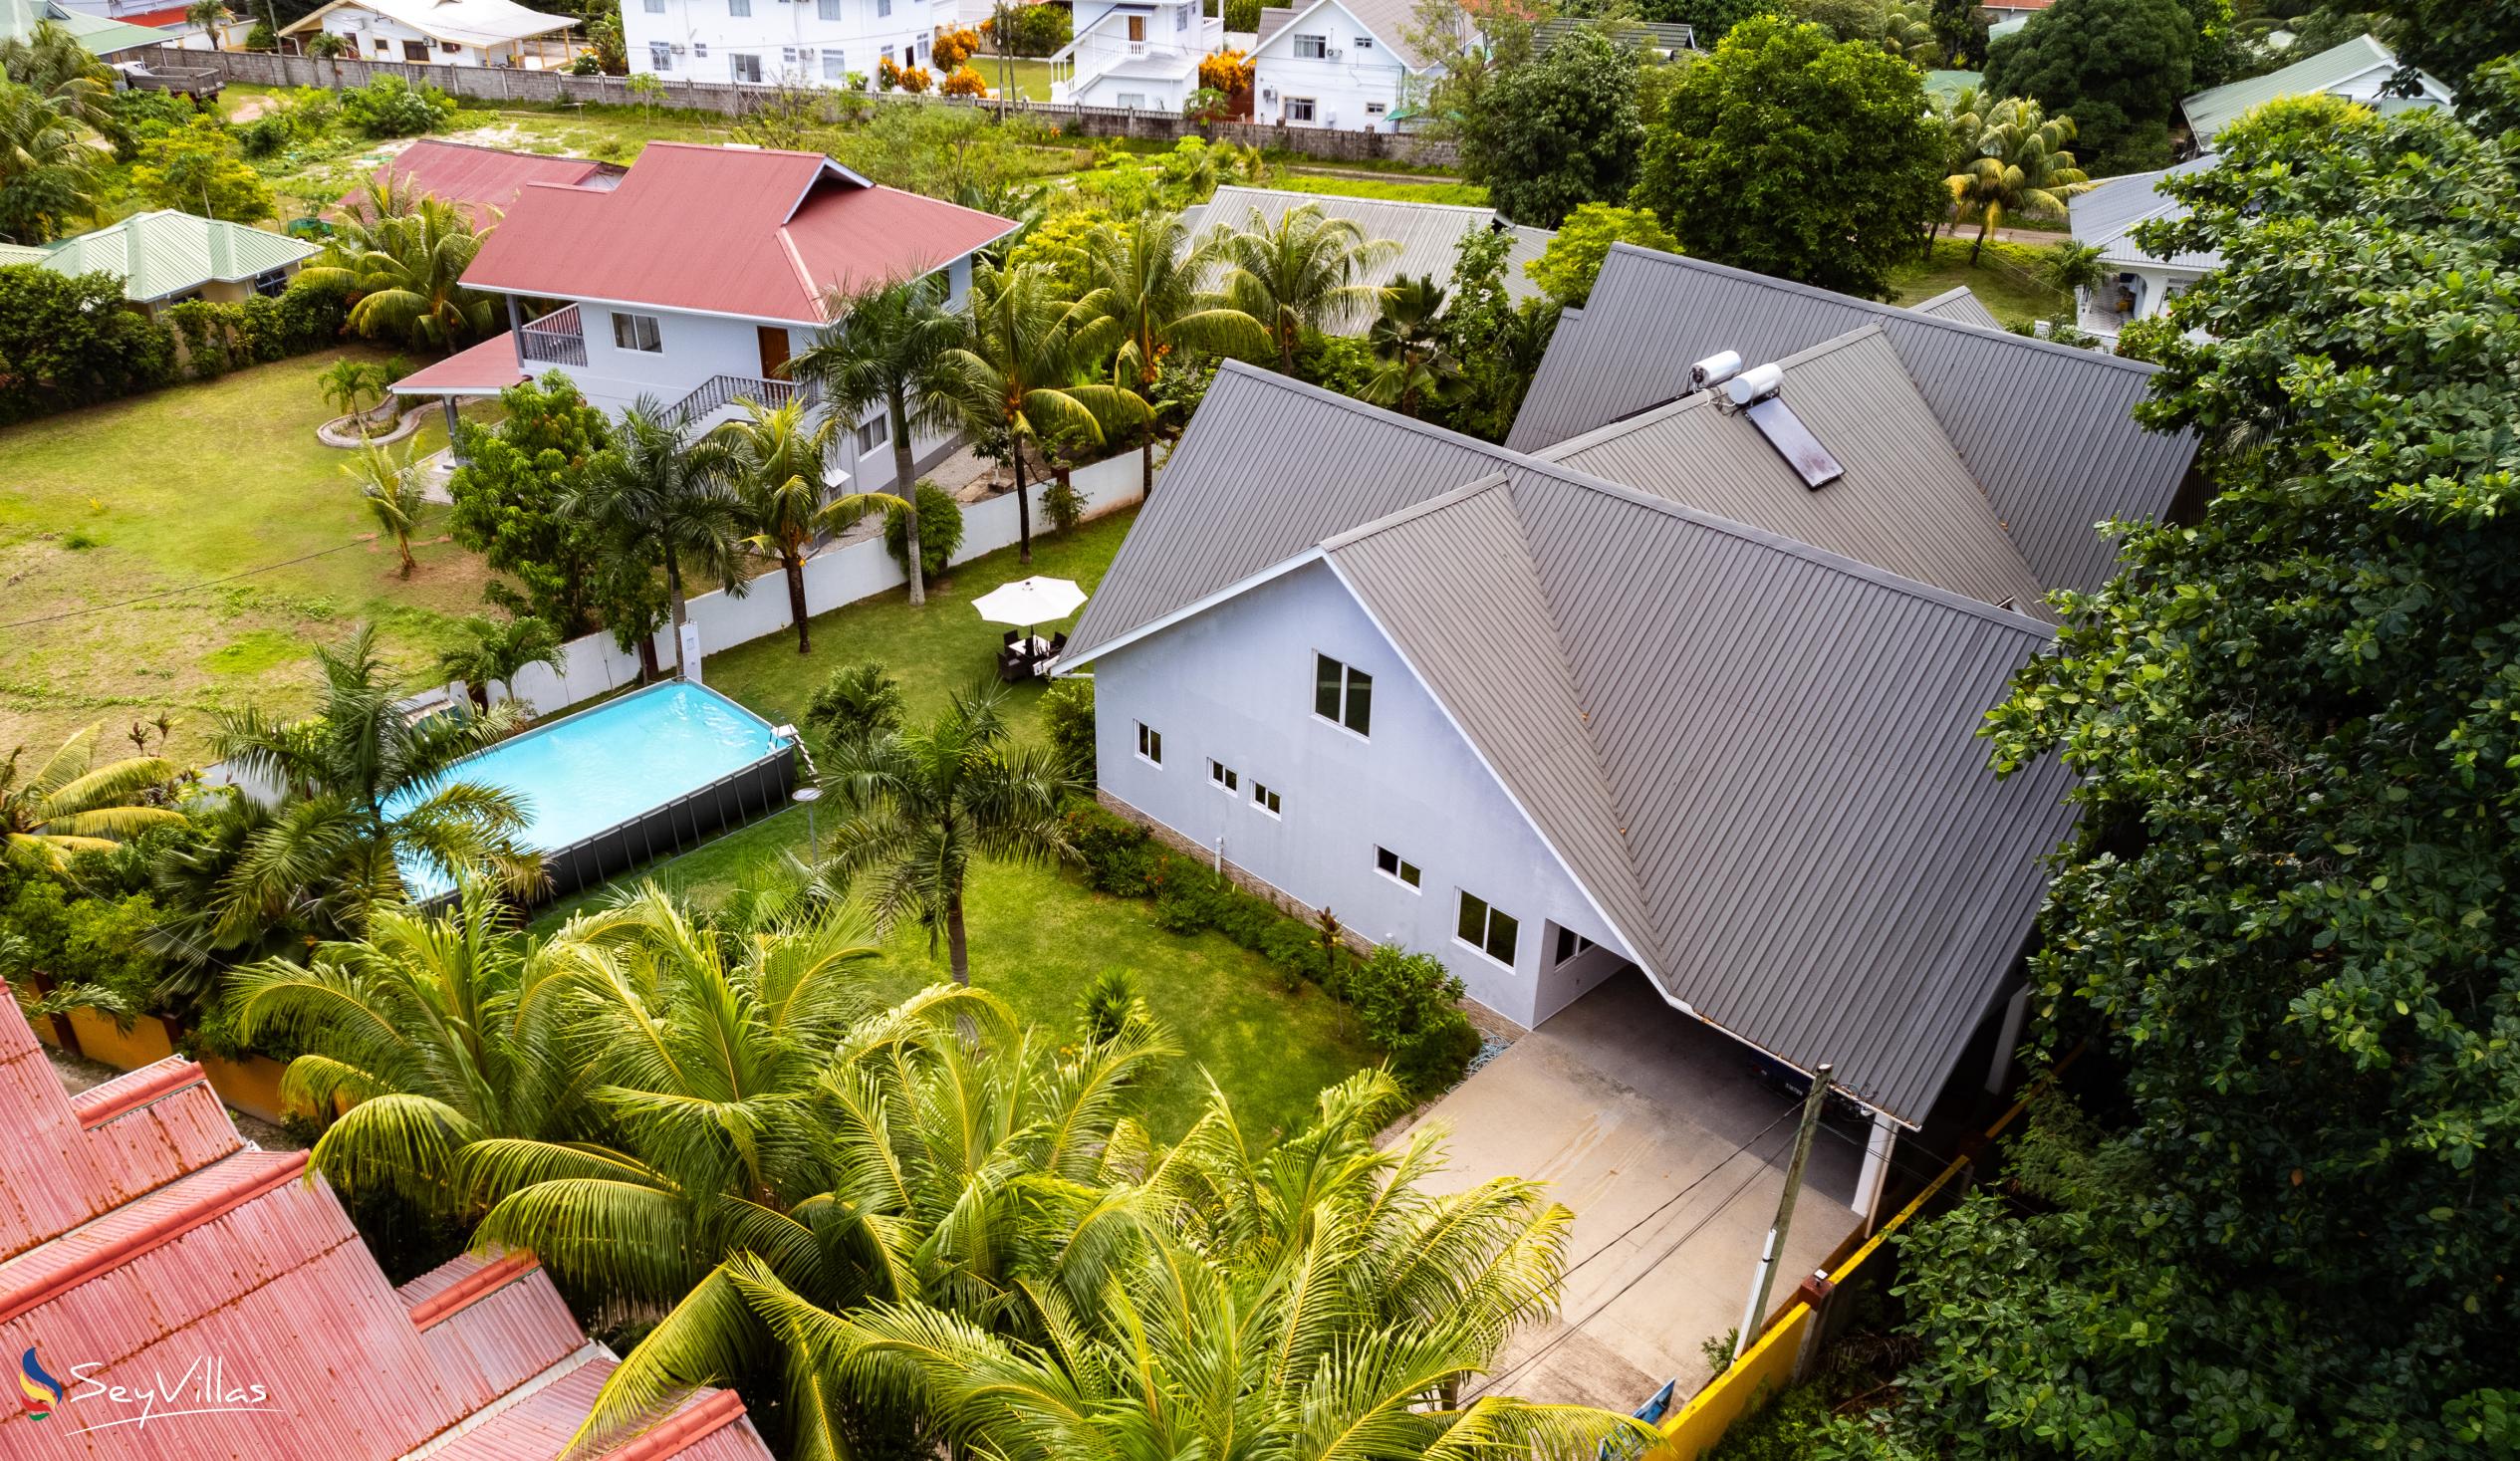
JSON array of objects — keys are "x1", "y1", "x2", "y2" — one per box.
[{"x1": 182, "y1": 50, "x2": 1460, "y2": 166}]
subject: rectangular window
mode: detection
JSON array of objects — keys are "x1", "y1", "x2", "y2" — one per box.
[
  {"x1": 1286, "y1": 96, "x2": 1316, "y2": 122},
  {"x1": 612, "y1": 311, "x2": 663, "y2": 353},
  {"x1": 818, "y1": 0, "x2": 839, "y2": 16},
  {"x1": 645, "y1": 0, "x2": 664, "y2": 12},
  {"x1": 1208, "y1": 760, "x2": 1238, "y2": 793},
  {"x1": 1365, "y1": 101, "x2": 1386, "y2": 116},
  {"x1": 854, "y1": 415, "x2": 887, "y2": 453},
  {"x1": 400, "y1": 38, "x2": 427, "y2": 60},
  {"x1": 1554, "y1": 927, "x2": 1597, "y2": 965},
  {"x1": 373, "y1": 37, "x2": 388, "y2": 52},
  {"x1": 877, "y1": 0, "x2": 890, "y2": 15},
  {"x1": 441, "y1": 39, "x2": 460, "y2": 52},
  {"x1": 731, "y1": 51, "x2": 762, "y2": 81},
  {"x1": 648, "y1": 40, "x2": 672, "y2": 68},
  {"x1": 1251, "y1": 782, "x2": 1281, "y2": 816},
  {"x1": 1354, "y1": 34, "x2": 1372, "y2": 46},
  {"x1": 1175, "y1": 4, "x2": 1187, "y2": 28},
  {"x1": 1293, "y1": 32, "x2": 1324, "y2": 57},
  {"x1": 1456, "y1": 891, "x2": 1519, "y2": 967},
  {"x1": 1313, "y1": 653, "x2": 1371, "y2": 736},
  {"x1": 1116, "y1": 92, "x2": 1146, "y2": 109},
  {"x1": 251, "y1": 267, "x2": 292, "y2": 298},
  {"x1": 728, "y1": 0, "x2": 750, "y2": 14},
  {"x1": 824, "y1": 50, "x2": 846, "y2": 78},
  {"x1": 1136, "y1": 722, "x2": 1162, "y2": 764},
  {"x1": 1375, "y1": 846, "x2": 1419, "y2": 888}
]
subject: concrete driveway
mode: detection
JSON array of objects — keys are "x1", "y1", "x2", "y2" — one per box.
[{"x1": 1396, "y1": 970, "x2": 1871, "y2": 1410}]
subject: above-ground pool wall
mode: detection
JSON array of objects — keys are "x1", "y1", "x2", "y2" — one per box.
[{"x1": 536, "y1": 741, "x2": 798, "y2": 903}]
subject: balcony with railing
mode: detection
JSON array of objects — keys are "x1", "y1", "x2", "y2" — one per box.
[
  {"x1": 669, "y1": 372, "x2": 817, "y2": 426},
  {"x1": 518, "y1": 304, "x2": 588, "y2": 366}
]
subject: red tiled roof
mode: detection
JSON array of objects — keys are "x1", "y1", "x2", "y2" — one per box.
[
  {"x1": 342, "y1": 139, "x2": 619, "y2": 228},
  {"x1": 394, "y1": 331, "x2": 530, "y2": 396},
  {"x1": 462, "y1": 141, "x2": 1019, "y2": 325}
]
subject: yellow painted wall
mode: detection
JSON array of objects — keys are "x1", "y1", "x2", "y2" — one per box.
[
  {"x1": 1652, "y1": 1305, "x2": 1812, "y2": 1461},
  {"x1": 198, "y1": 1052, "x2": 299, "y2": 1125},
  {"x1": 61, "y1": 1009, "x2": 177, "y2": 1070}
]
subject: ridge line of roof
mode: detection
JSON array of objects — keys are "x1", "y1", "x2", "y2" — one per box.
[
  {"x1": 1318, "y1": 473, "x2": 1514, "y2": 550},
  {"x1": 1208, "y1": 184, "x2": 1502, "y2": 219},
  {"x1": 1532, "y1": 321, "x2": 1894, "y2": 459}
]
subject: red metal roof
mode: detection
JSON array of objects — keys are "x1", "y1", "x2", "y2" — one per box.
[
  {"x1": 0, "y1": 1002, "x2": 775, "y2": 1461},
  {"x1": 115, "y1": 5, "x2": 194, "y2": 26},
  {"x1": 342, "y1": 139, "x2": 620, "y2": 228},
  {"x1": 462, "y1": 141, "x2": 1018, "y2": 325},
  {"x1": 394, "y1": 331, "x2": 530, "y2": 396}
]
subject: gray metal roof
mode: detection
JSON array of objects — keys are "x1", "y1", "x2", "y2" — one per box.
[
  {"x1": 1911, "y1": 284, "x2": 2000, "y2": 328},
  {"x1": 2070, "y1": 158, "x2": 2223, "y2": 271},
  {"x1": 1254, "y1": 4, "x2": 1294, "y2": 45},
  {"x1": 1064, "y1": 363, "x2": 2085, "y2": 1123},
  {"x1": 2181, "y1": 33, "x2": 2449, "y2": 143},
  {"x1": 1541, "y1": 327, "x2": 2051, "y2": 618},
  {"x1": 1182, "y1": 186, "x2": 1552, "y2": 325},
  {"x1": 1504, "y1": 245, "x2": 2196, "y2": 593},
  {"x1": 1533, "y1": 16, "x2": 1696, "y2": 53}
]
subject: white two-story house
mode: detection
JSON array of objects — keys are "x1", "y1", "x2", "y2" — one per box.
[
  {"x1": 1049, "y1": 0, "x2": 1223, "y2": 111},
  {"x1": 621, "y1": 0, "x2": 930, "y2": 87},
  {"x1": 392, "y1": 142, "x2": 1015, "y2": 495},
  {"x1": 1250, "y1": 0, "x2": 1445, "y2": 129}
]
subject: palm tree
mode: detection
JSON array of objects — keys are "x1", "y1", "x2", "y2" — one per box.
[
  {"x1": 2042, "y1": 238, "x2": 2110, "y2": 302},
  {"x1": 817, "y1": 680, "x2": 1080, "y2": 985},
  {"x1": 0, "y1": 81, "x2": 102, "y2": 246},
  {"x1": 184, "y1": 0, "x2": 231, "y2": 49},
  {"x1": 437, "y1": 613, "x2": 566, "y2": 712},
  {"x1": 564, "y1": 399, "x2": 749, "y2": 681},
  {"x1": 1361, "y1": 273, "x2": 1463, "y2": 419},
  {"x1": 300, "y1": 193, "x2": 495, "y2": 352},
  {"x1": 1948, "y1": 99, "x2": 2095, "y2": 263},
  {"x1": 931, "y1": 262, "x2": 1140, "y2": 565},
  {"x1": 346, "y1": 439, "x2": 426, "y2": 576},
  {"x1": 716, "y1": 397, "x2": 904, "y2": 653},
  {"x1": 789, "y1": 276, "x2": 967, "y2": 607},
  {"x1": 227, "y1": 878, "x2": 593, "y2": 1209},
  {"x1": 1070, "y1": 210, "x2": 1269, "y2": 500},
  {"x1": 206, "y1": 623, "x2": 541, "y2": 939},
  {"x1": 0, "y1": 725, "x2": 180, "y2": 867},
  {"x1": 317, "y1": 357, "x2": 383, "y2": 427},
  {"x1": 1212, "y1": 202, "x2": 1398, "y2": 372},
  {"x1": 0, "y1": 22, "x2": 114, "y2": 131}
]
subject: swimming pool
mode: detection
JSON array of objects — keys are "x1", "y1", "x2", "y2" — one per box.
[{"x1": 393, "y1": 681, "x2": 796, "y2": 903}]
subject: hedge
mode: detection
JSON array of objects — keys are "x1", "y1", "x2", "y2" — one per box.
[{"x1": 0, "y1": 265, "x2": 355, "y2": 425}]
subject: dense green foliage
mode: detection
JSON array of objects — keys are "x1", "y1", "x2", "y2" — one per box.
[
  {"x1": 335, "y1": 76, "x2": 455, "y2": 137},
  {"x1": 1633, "y1": 16, "x2": 1943, "y2": 300},
  {"x1": 1630, "y1": 0, "x2": 1765, "y2": 43},
  {"x1": 1431, "y1": 222, "x2": 1556, "y2": 442},
  {"x1": 130, "y1": 116, "x2": 272, "y2": 222},
  {"x1": 883, "y1": 480, "x2": 963, "y2": 581},
  {"x1": 1038, "y1": 677, "x2": 1095, "y2": 780},
  {"x1": 0, "y1": 266, "x2": 177, "y2": 422},
  {"x1": 2370, "y1": 0, "x2": 2520, "y2": 91},
  {"x1": 983, "y1": 1, "x2": 1069, "y2": 55},
  {"x1": 1810, "y1": 92, "x2": 2520, "y2": 1461},
  {"x1": 803, "y1": 660, "x2": 907, "y2": 749},
  {"x1": 1451, "y1": 26, "x2": 1645, "y2": 228},
  {"x1": 1525, "y1": 202, "x2": 1678, "y2": 307},
  {"x1": 1981, "y1": 0, "x2": 2190, "y2": 170}
]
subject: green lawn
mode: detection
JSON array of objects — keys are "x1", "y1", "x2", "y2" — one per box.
[
  {"x1": 1888, "y1": 237, "x2": 2075, "y2": 331},
  {"x1": 1272, "y1": 173, "x2": 1490, "y2": 207},
  {"x1": 535, "y1": 503, "x2": 1378, "y2": 1144},
  {"x1": 0, "y1": 349, "x2": 494, "y2": 764},
  {"x1": 971, "y1": 57, "x2": 1056, "y2": 102}
]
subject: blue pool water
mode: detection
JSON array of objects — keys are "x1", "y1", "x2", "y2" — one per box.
[{"x1": 391, "y1": 681, "x2": 790, "y2": 901}]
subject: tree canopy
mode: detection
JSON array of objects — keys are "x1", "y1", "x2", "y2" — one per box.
[
  {"x1": 1450, "y1": 25, "x2": 1645, "y2": 229},
  {"x1": 1631, "y1": 15, "x2": 1943, "y2": 300},
  {"x1": 1981, "y1": 0, "x2": 2191, "y2": 171}
]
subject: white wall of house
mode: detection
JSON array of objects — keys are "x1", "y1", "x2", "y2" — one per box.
[
  {"x1": 622, "y1": 0, "x2": 929, "y2": 86},
  {"x1": 1087, "y1": 560, "x2": 1631, "y2": 1027},
  {"x1": 2079, "y1": 260, "x2": 2198, "y2": 337},
  {"x1": 314, "y1": 8, "x2": 545, "y2": 65},
  {"x1": 1250, "y1": 0, "x2": 1412, "y2": 129},
  {"x1": 1055, "y1": 0, "x2": 1218, "y2": 109}
]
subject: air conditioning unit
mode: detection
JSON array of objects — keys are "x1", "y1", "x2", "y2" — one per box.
[
  {"x1": 1326, "y1": 45, "x2": 1342, "y2": 57},
  {"x1": 799, "y1": 45, "x2": 816, "y2": 57},
  {"x1": 670, "y1": 41, "x2": 686, "y2": 51},
  {"x1": 1260, "y1": 84, "x2": 1275, "y2": 99}
]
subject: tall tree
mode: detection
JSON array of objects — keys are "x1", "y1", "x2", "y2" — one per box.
[
  {"x1": 0, "y1": 725, "x2": 179, "y2": 867},
  {"x1": 1523, "y1": 202, "x2": 1679, "y2": 308},
  {"x1": 717, "y1": 396, "x2": 904, "y2": 653},
  {"x1": 930, "y1": 261, "x2": 1135, "y2": 565},
  {"x1": 790, "y1": 276, "x2": 968, "y2": 607},
  {"x1": 0, "y1": 80, "x2": 101, "y2": 245},
  {"x1": 816, "y1": 681, "x2": 1080, "y2": 986},
  {"x1": 301, "y1": 193, "x2": 495, "y2": 352},
  {"x1": 1211, "y1": 203, "x2": 1397, "y2": 371},
  {"x1": 1980, "y1": 0, "x2": 2192, "y2": 170},
  {"x1": 1450, "y1": 25, "x2": 1645, "y2": 229},
  {"x1": 1945, "y1": 98, "x2": 2092, "y2": 262},
  {"x1": 1840, "y1": 93, "x2": 2520, "y2": 1457},
  {"x1": 565, "y1": 400, "x2": 748, "y2": 680},
  {"x1": 1631, "y1": 16, "x2": 1944, "y2": 300},
  {"x1": 1069, "y1": 210, "x2": 1268, "y2": 500},
  {"x1": 1361, "y1": 274, "x2": 1462, "y2": 419},
  {"x1": 206, "y1": 623, "x2": 540, "y2": 938},
  {"x1": 2364, "y1": 0, "x2": 2520, "y2": 95}
]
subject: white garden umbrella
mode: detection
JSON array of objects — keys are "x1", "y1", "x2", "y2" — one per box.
[{"x1": 971, "y1": 576, "x2": 1088, "y2": 641}]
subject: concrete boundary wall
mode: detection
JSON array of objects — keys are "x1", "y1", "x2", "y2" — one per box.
[{"x1": 178, "y1": 50, "x2": 1461, "y2": 166}]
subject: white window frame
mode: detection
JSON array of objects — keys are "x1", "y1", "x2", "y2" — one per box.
[
  {"x1": 1312, "y1": 652, "x2": 1371, "y2": 738},
  {"x1": 854, "y1": 415, "x2": 888, "y2": 453},
  {"x1": 1208, "y1": 760, "x2": 1238, "y2": 794},
  {"x1": 1455, "y1": 890, "x2": 1519, "y2": 969},
  {"x1": 1116, "y1": 91, "x2": 1147, "y2": 109},
  {"x1": 727, "y1": 0, "x2": 749, "y2": 14},
  {"x1": 823, "y1": 49, "x2": 847, "y2": 78},
  {"x1": 1374, "y1": 845, "x2": 1420, "y2": 890},
  {"x1": 1286, "y1": 96, "x2": 1316, "y2": 122},
  {"x1": 1135, "y1": 722, "x2": 1162, "y2": 766},
  {"x1": 1353, "y1": 34, "x2": 1372, "y2": 47},
  {"x1": 730, "y1": 51, "x2": 763, "y2": 82},
  {"x1": 1293, "y1": 32, "x2": 1324, "y2": 57},
  {"x1": 1365, "y1": 101, "x2": 1386, "y2": 117},
  {"x1": 648, "y1": 39, "x2": 672, "y2": 68},
  {"x1": 611, "y1": 311, "x2": 663, "y2": 353},
  {"x1": 817, "y1": 0, "x2": 839, "y2": 17},
  {"x1": 1251, "y1": 782, "x2": 1281, "y2": 817}
]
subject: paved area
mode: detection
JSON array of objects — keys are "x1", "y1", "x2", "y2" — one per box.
[
  {"x1": 44, "y1": 1043, "x2": 304, "y2": 1150},
  {"x1": 1397, "y1": 970, "x2": 1870, "y2": 1410}
]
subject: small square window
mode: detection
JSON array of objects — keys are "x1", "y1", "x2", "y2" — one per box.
[
  {"x1": 1251, "y1": 783, "x2": 1281, "y2": 816},
  {"x1": 1456, "y1": 890, "x2": 1518, "y2": 966},
  {"x1": 818, "y1": 0, "x2": 839, "y2": 16},
  {"x1": 648, "y1": 40, "x2": 672, "y2": 68},
  {"x1": 854, "y1": 415, "x2": 888, "y2": 453},
  {"x1": 1136, "y1": 722, "x2": 1162, "y2": 764},
  {"x1": 1353, "y1": 35, "x2": 1372, "y2": 47},
  {"x1": 728, "y1": 0, "x2": 750, "y2": 14},
  {"x1": 1287, "y1": 97, "x2": 1316, "y2": 122},
  {"x1": 824, "y1": 50, "x2": 846, "y2": 78},
  {"x1": 611, "y1": 312, "x2": 662, "y2": 353},
  {"x1": 1209, "y1": 760, "x2": 1237, "y2": 792},
  {"x1": 730, "y1": 51, "x2": 762, "y2": 82},
  {"x1": 1365, "y1": 101, "x2": 1386, "y2": 116},
  {"x1": 1375, "y1": 846, "x2": 1420, "y2": 888}
]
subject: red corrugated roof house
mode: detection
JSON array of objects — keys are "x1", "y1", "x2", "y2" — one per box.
[
  {"x1": 0, "y1": 1001, "x2": 776, "y2": 1461},
  {"x1": 339, "y1": 139, "x2": 626, "y2": 229}
]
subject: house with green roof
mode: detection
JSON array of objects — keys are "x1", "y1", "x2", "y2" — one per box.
[
  {"x1": 0, "y1": 210, "x2": 318, "y2": 316},
  {"x1": 2182, "y1": 32, "x2": 2452, "y2": 148}
]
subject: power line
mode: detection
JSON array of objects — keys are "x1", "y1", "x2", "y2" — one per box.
[
  {"x1": 0, "y1": 539, "x2": 373, "y2": 630},
  {"x1": 1547, "y1": 1102, "x2": 1797, "y2": 1293}
]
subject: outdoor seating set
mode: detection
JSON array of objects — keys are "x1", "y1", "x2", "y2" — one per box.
[
  {"x1": 973, "y1": 575, "x2": 1088, "y2": 683},
  {"x1": 998, "y1": 630, "x2": 1070, "y2": 682}
]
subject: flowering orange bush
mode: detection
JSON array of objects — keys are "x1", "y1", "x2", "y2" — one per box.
[
  {"x1": 940, "y1": 63, "x2": 987, "y2": 96},
  {"x1": 932, "y1": 25, "x2": 980, "y2": 70},
  {"x1": 879, "y1": 55, "x2": 934, "y2": 92},
  {"x1": 1197, "y1": 47, "x2": 1253, "y2": 95}
]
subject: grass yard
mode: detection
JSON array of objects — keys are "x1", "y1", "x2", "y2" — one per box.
[
  {"x1": 1888, "y1": 236, "x2": 2074, "y2": 331},
  {"x1": 1272, "y1": 172, "x2": 1490, "y2": 207},
  {"x1": 534, "y1": 502, "x2": 1377, "y2": 1143},
  {"x1": 972, "y1": 58, "x2": 1057, "y2": 102},
  {"x1": 0, "y1": 349, "x2": 495, "y2": 764}
]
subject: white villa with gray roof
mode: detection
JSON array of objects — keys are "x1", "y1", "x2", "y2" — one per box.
[{"x1": 1056, "y1": 246, "x2": 2196, "y2": 1213}]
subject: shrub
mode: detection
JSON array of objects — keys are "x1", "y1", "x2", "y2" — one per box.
[
  {"x1": 1040, "y1": 677, "x2": 1095, "y2": 779},
  {"x1": 337, "y1": 76, "x2": 455, "y2": 137},
  {"x1": 940, "y1": 64, "x2": 988, "y2": 97},
  {"x1": 1040, "y1": 474, "x2": 1084, "y2": 532},
  {"x1": 1292, "y1": 332, "x2": 1378, "y2": 397},
  {"x1": 1079, "y1": 968, "x2": 1147, "y2": 1044},
  {"x1": 884, "y1": 479, "x2": 962, "y2": 581},
  {"x1": 804, "y1": 661, "x2": 905, "y2": 748},
  {"x1": 1066, "y1": 803, "x2": 1160, "y2": 895},
  {"x1": 1221, "y1": 0, "x2": 1260, "y2": 28},
  {"x1": 0, "y1": 266, "x2": 178, "y2": 423},
  {"x1": 933, "y1": 25, "x2": 981, "y2": 70},
  {"x1": 1344, "y1": 945, "x2": 1479, "y2": 1096},
  {"x1": 237, "y1": 113, "x2": 294, "y2": 157}
]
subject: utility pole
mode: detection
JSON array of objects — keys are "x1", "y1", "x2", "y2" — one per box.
[{"x1": 1733, "y1": 1062, "x2": 1832, "y2": 1359}]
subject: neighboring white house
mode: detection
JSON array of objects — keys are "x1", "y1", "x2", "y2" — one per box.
[
  {"x1": 2180, "y1": 30, "x2": 2452, "y2": 148},
  {"x1": 279, "y1": 0, "x2": 578, "y2": 66},
  {"x1": 620, "y1": 0, "x2": 929, "y2": 88},
  {"x1": 1250, "y1": 0, "x2": 1443, "y2": 130},
  {"x1": 1050, "y1": 0, "x2": 1222, "y2": 111},
  {"x1": 393, "y1": 142, "x2": 1015, "y2": 492}
]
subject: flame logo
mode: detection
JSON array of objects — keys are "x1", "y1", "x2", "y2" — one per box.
[{"x1": 18, "y1": 1347, "x2": 64, "y2": 1420}]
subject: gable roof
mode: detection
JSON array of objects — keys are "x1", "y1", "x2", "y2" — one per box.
[
  {"x1": 2181, "y1": 32, "x2": 2451, "y2": 142},
  {"x1": 1065, "y1": 365, "x2": 2079, "y2": 1124},
  {"x1": 344, "y1": 137, "x2": 620, "y2": 226},
  {"x1": 1504, "y1": 244, "x2": 2196, "y2": 594},
  {"x1": 1911, "y1": 283, "x2": 1999, "y2": 327},
  {"x1": 1, "y1": 0, "x2": 167, "y2": 54},
  {"x1": 461, "y1": 142, "x2": 1019, "y2": 325},
  {"x1": 279, "y1": 0, "x2": 573, "y2": 45},
  {"x1": 1181, "y1": 185, "x2": 1552, "y2": 317},
  {"x1": 1260, "y1": 0, "x2": 1448, "y2": 69},
  {"x1": 2070, "y1": 155, "x2": 2223, "y2": 272},
  {"x1": 11, "y1": 209, "x2": 315, "y2": 302}
]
